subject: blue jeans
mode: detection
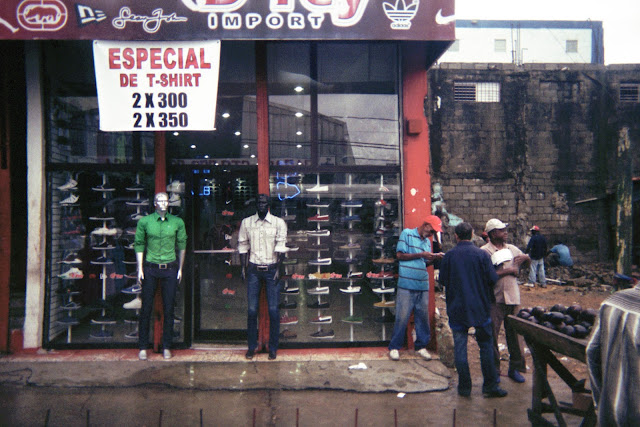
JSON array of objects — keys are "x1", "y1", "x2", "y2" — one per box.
[
  {"x1": 247, "y1": 264, "x2": 280, "y2": 352},
  {"x1": 389, "y1": 288, "x2": 430, "y2": 351},
  {"x1": 139, "y1": 263, "x2": 178, "y2": 351},
  {"x1": 452, "y1": 323, "x2": 499, "y2": 394},
  {"x1": 529, "y1": 258, "x2": 546, "y2": 285}
]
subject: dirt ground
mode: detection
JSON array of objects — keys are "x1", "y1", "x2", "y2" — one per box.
[{"x1": 434, "y1": 262, "x2": 620, "y2": 383}]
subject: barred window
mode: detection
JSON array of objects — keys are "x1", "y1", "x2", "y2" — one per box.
[
  {"x1": 620, "y1": 83, "x2": 640, "y2": 103},
  {"x1": 454, "y1": 82, "x2": 500, "y2": 103}
]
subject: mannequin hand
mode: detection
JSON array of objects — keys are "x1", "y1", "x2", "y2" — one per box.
[
  {"x1": 241, "y1": 267, "x2": 246, "y2": 282},
  {"x1": 177, "y1": 269, "x2": 182, "y2": 283},
  {"x1": 138, "y1": 269, "x2": 144, "y2": 282}
]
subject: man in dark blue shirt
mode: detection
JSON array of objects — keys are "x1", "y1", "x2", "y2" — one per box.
[
  {"x1": 440, "y1": 222, "x2": 507, "y2": 398},
  {"x1": 525, "y1": 225, "x2": 548, "y2": 287}
]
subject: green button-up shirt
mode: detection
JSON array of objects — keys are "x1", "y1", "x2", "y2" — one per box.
[{"x1": 134, "y1": 212, "x2": 187, "y2": 264}]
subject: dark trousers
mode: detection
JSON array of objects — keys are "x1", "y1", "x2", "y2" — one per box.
[
  {"x1": 246, "y1": 264, "x2": 280, "y2": 352},
  {"x1": 139, "y1": 264, "x2": 178, "y2": 351},
  {"x1": 490, "y1": 303, "x2": 526, "y2": 374},
  {"x1": 453, "y1": 323, "x2": 499, "y2": 394}
]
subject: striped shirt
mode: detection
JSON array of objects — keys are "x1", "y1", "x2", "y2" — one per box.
[
  {"x1": 237, "y1": 211, "x2": 287, "y2": 265},
  {"x1": 396, "y1": 227, "x2": 430, "y2": 291},
  {"x1": 586, "y1": 284, "x2": 640, "y2": 426}
]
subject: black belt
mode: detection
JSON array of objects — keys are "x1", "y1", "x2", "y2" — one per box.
[
  {"x1": 144, "y1": 260, "x2": 178, "y2": 269},
  {"x1": 250, "y1": 262, "x2": 276, "y2": 271}
]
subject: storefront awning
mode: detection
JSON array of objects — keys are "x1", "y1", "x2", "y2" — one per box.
[{"x1": 0, "y1": 0, "x2": 454, "y2": 42}]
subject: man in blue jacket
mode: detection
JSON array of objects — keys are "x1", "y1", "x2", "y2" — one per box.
[{"x1": 439, "y1": 222, "x2": 507, "y2": 398}]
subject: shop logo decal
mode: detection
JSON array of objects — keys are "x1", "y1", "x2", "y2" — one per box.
[
  {"x1": 435, "y1": 9, "x2": 455, "y2": 25},
  {"x1": 0, "y1": 16, "x2": 20, "y2": 33},
  {"x1": 383, "y1": 0, "x2": 418, "y2": 30},
  {"x1": 112, "y1": 7, "x2": 188, "y2": 34},
  {"x1": 76, "y1": 4, "x2": 106, "y2": 26},
  {"x1": 17, "y1": 0, "x2": 68, "y2": 31}
]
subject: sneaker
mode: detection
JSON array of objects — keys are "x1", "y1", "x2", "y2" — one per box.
[
  {"x1": 280, "y1": 315, "x2": 298, "y2": 325},
  {"x1": 168, "y1": 194, "x2": 181, "y2": 206},
  {"x1": 60, "y1": 194, "x2": 79, "y2": 205},
  {"x1": 523, "y1": 282, "x2": 535, "y2": 288},
  {"x1": 417, "y1": 348, "x2": 432, "y2": 360},
  {"x1": 58, "y1": 178, "x2": 78, "y2": 191},
  {"x1": 341, "y1": 215, "x2": 361, "y2": 222},
  {"x1": 372, "y1": 287, "x2": 395, "y2": 294},
  {"x1": 339, "y1": 243, "x2": 360, "y2": 250},
  {"x1": 90, "y1": 256, "x2": 113, "y2": 265},
  {"x1": 389, "y1": 349, "x2": 400, "y2": 361},
  {"x1": 308, "y1": 258, "x2": 331, "y2": 266},
  {"x1": 89, "y1": 214, "x2": 115, "y2": 221},
  {"x1": 483, "y1": 387, "x2": 508, "y2": 398},
  {"x1": 307, "y1": 301, "x2": 330, "y2": 309},
  {"x1": 310, "y1": 329, "x2": 335, "y2": 339},
  {"x1": 279, "y1": 301, "x2": 297, "y2": 309},
  {"x1": 138, "y1": 350, "x2": 148, "y2": 361},
  {"x1": 341, "y1": 200, "x2": 363, "y2": 207},
  {"x1": 58, "y1": 267, "x2": 83, "y2": 279},
  {"x1": 163, "y1": 349, "x2": 172, "y2": 360},
  {"x1": 92, "y1": 184, "x2": 115, "y2": 192},
  {"x1": 129, "y1": 213, "x2": 146, "y2": 221},
  {"x1": 310, "y1": 315, "x2": 332, "y2": 324},
  {"x1": 280, "y1": 329, "x2": 297, "y2": 339},
  {"x1": 372, "y1": 257, "x2": 395, "y2": 264},
  {"x1": 307, "y1": 286, "x2": 329, "y2": 295},
  {"x1": 59, "y1": 253, "x2": 82, "y2": 264},
  {"x1": 282, "y1": 286, "x2": 299, "y2": 294},
  {"x1": 306, "y1": 201, "x2": 330, "y2": 208},
  {"x1": 306, "y1": 184, "x2": 328, "y2": 192},
  {"x1": 307, "y1": 214, "x2": 329, "y2": 222},
  {"x1": 374, "y1": 300, "x2": 395, "y2": 308},
  {"x1": 306, "y1": 229, "x2": 330, "y2": 237},
  {"x1": 122, "y1": 283, "x2": 142, "y2": 294},
  {"x1": 508, "y1": 369, "x2": 526, "y2": 383},
  {"x1": 123, "y1": 297, "x2": 142, "y2": 310},
  {"x1": 166, "y1": 180, "x2": 185, "y2": 193},
  {"x1": 347, "y1": 271, "x2": 363, "y2": 278},
  {"x1": 340, "y1": 286, "x2": 361, "y2": 294},
  {"x1": 282, "y1": 258, "x2": 298, "y2": 265},
  {"x1": 92, "y1": 227, "x2": 117, "y2": 236},
  {"x1": 341, "y1": 315, "x2": 363, "y2": 324},
  {"x1": 378, "y1": 185, "x2": 390, "y2": 192},
  {"x1": 62, "y1": 301, "x2": 81, "y2": 310},
  {"x1": 92, "y1": 241, "x2": 115, "y2": 250}
]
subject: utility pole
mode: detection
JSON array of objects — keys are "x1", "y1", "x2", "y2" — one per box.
[{"x1": 615, "y1": 127, "x2": 632, "y2": 275}]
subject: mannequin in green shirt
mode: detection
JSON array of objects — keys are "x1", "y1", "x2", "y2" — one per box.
[{"x1": 135, "y1": 192, "x2": 187, "y2": 360}]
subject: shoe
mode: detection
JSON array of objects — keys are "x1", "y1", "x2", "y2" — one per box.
[
  {"x1": 280, "y1": 315, "x2": 298, "y2": 325},
  {"x1": 122, "y1": 283, "x2": 142, "y2": 294},
  {"x1": 280, "y1": 329, "x2": 297, "y2": 339},
  {"x1": 523, "y1": 282, "x2": 535, "y2": 288},
  {"x1": 168, "y1": 194, "x2": 181, "y2": 206},
  {"x1": 341, "y1": 200, "x2": 363, "y2": 207},
  {"x1": 483, "y1": 387, "x2": 508, "y2": 398},
  {"x1": 339, "y1": 243, "x2": 360, "y2": 250},
  {"x1": 508, "y1": 369, "x2": 526, "y2": 383},
  {"x1": 307, "y1": 301, "x2": 330, "y2": 309},
  {"x1": 123, "y1": 297, "x2": 142, "y2": 310},
  {"x1": 60, "y1": 194, "x2": 79, "y2": 205},
  {"x1": 310, "y1": 329, "x2": 335, "y2": 339},
  {"x1": 306, "y1": 201, "x2": 330, "y2": 208},
  {"x1": 310, "y1": 315, "x2": 332, "y2": 324},
  {"x1": 268, "y1": 351, "x2": 277, "y2": 360},
  {"x1": 340, "y1": 286, "x2": 361, "y2": 294},
  {"x1": 58, "y1": 267, "x2": 83, "y2": 279},
  {"x1": 60, "y1": 252, "x2": 82, "y2": 264},
  {"x1": 58, "y1": 178, "x2": 78, "y2": 191},
  {"x1": 347, "y1": 271, "x2": 363, "y2": 278},
  {"x1": 308, "y1": 258, "x2": 331, "y2": 266},
  {"x1": 341, "y1": 215, "x2": 361, "y2": 222},
  {"x1": 57, "y1": 316, "x2": 80, "y2": 326},
  {"x1": 306, "y1": 184, "x2": 328, "y2": 192},
  {"x1": 138, "y1": 350, "x2": 147, "y2": 361},
  {"x1": 389, "y1": 349, "x2": 400, "y2": 361},
  {"x1": 374, "y1": 300, "x2": 395, "y2": 308},
  {"x1": 341, "y1": 315, "x2": 363, "y2": 324},
  {"x1": 372, "y1": 257, "x2": 395, "y2": 264},
  {"x1": 91, "y1": 256, "x2": 113, "y2": 265},
  {"x1": 540, "y1": 284, "x2": 547, "y2": 288},
  {"x1": 92, "y1": 241, "x2": 115, "y2": 250},
  {"x1": 307, "y1": 286, "x2": 329, "y2": 295},
  {"x1": 306, "y1": 229, "x2": 330, "y2": 236},
  {"x1": 379, "y1": 185, "x2": 390, "y2": 192},
  {"x1": 163, "y1": 349, "x2": 172, "y2": 360},
  {"x1": 166, "y1": 180, "x2": 185, "y2": 193},
  {"x1": 92, "y1": 227, "x2": 118, "y2": 236},
  {"x1": 92, "y1": 184, "x2": 115, "y2": 192},
  {"x1": 279, "y1": 301, "x2": 297, "y2": 309},
  {"x1": 245, "y1": 349, "x2": 255, "y2": 360},
  {"x1": 458, "y1": 388, "x2": 471, "y2": 397},
  {"x1": 372, "y1": 287, "x2": 395, "y2": 294},
  {"x1": 307, "y1": 214, "x2": 329, "y2": 222},
  {"x1": 417, "y1": 348, "x2": 432, "y2": 360}
]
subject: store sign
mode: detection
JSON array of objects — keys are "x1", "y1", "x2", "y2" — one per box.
[
  {"x1": 93, "y1": 40, "x2": 221, "y2": 131},
  {"x1": 0, "y1": 0, "x2": 454, "y2": 41}
]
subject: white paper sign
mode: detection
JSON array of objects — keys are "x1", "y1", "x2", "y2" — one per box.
[{"x1": 93, "y1": 40, "x2": 221, "y2": 131}]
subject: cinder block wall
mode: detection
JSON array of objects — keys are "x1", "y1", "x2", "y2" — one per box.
[{"x1": 428, "y1": 63, "x2": 640, "y2": 262}]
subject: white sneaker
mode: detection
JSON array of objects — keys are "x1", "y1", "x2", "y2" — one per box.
[
  {"x1": 91, "y1": 227, "x2": 118, "y2": 236},
  {"x1": 163, "y1": 349, "x2": 172, "y2": 359},
  {"x1": 123, "y1": 297, "x2": 142, "y2": 310},
  {"x1": 58, "y1": 178, "x2": 78, "y2": 191},
  {"x1": 307, "y1": 184, "x2": 328, "y2": 192},
  {"x1": 389, "y1": 349, "x2": 400, "y2": 361},
  {"x1": 138, "y1": 350, "x2": 147, "y2": 361},
  {"x1": 417, "y1": 348, "x2": 432, "y2": 360},
  {"x1": 60, "y1": 194, "x2": 79, "y2": 205}
]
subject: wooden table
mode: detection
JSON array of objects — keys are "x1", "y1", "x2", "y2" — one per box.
[{"x1": 508, "y1": 315, "x2": 597, "y2": 427}]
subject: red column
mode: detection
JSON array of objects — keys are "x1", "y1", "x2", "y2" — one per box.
[
  {"x1": 153, "y1": 131, "x2": 166, "y2": 353},
  {"x1": 401, "y1": 43, "x2": 435, "y2": 351},
  {"x1": 255, "y1": 42, "x2": 270, "y2": 351}
]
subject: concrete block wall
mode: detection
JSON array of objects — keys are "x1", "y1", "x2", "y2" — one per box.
[{"x1": 428, "y1": 63, "x2": 640, "y2": 262}]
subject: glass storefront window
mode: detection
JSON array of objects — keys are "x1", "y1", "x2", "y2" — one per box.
[
  {"x1": 45, "y1": 42, "x2": 155, "y2": 165},
  {"x1": 167, "y1": 41, "x2": 257, "y2": 166}
]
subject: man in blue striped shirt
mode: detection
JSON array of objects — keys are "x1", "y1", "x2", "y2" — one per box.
[{"x1": 388, "y1": 215, "x2": 444, "y2": 361}]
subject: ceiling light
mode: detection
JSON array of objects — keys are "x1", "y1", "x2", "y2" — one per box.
[
  {"x1": 204, "y1": 155, "x2": 209, "y2": 159},
  {"x1": 296, "y1": 131, "x2": 302, "y2": 136},
  {"x1": 190, "y1": 145, "x2": 196, "y2": 149},
  {"x1": 222, "y1": 112, "x2": 230, "y2": 118},
  {"x1": 296, "y1": 144, "x2": 302, "y2": 148},
  {"x1": 250, "y1": 154, "x2": 256, "y2": 158},
  {"x1": 173, "y1": 132, "x2": 180, "y2": 136},
  {"x1": 295, "y1": 112, "x2": 303, "y2": 118},
  {"x1": 235, "y1": 131, "x2": 241, "y2": 136},
  {"x1": 294, "y1": 86, "x2": 303, "y2": 93},
  {"x1": 243, "y1": 144, "x2": 249, "y2": 149}
]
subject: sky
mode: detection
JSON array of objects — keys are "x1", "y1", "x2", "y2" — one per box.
[{"x1": 454, "y1": 0, "x2": 640, "y2": 64}]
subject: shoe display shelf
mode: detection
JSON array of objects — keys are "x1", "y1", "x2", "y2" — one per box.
[
  {"x1": 339, "y1": 174, "x2": 363, "y2": 328},
  {"x1": 56, "y1": 278, "x2": 82, "y2": 343},
  {"x1": 306, "y1": 178, "x2": 334, "y2": 339},
  {"x1": 279, "y1": 238, "x2": 299, "y2": 333},
  {"x1": 371, "y1": 174, "x2": 396, "y2": 325},
  {"x1": 122, "y1": 281, "x2": 142, "y2": 340},
  {"x1": 89, "y1": 173, "x2": 117, "y2": 339}
]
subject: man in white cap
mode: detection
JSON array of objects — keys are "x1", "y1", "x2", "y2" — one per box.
[{"x1": 481, "y1": 218, "x2": 530, "y2": 383}]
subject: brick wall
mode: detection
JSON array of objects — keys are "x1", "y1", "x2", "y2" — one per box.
[{"x1": 428, "y1": 63, "x2": 640, "y2": 262}]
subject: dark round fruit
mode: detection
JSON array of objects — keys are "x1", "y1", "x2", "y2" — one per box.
[{"x1": 551, "y1": 304, "x2": 567, "y2": 314}]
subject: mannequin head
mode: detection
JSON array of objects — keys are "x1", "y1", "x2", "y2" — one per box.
[
  {"x1": 154, "y1": 192, "x2": 169, "y2": 216},
  {"x1": 256, "y1": 194, "x2": 270, "y2": 220}
]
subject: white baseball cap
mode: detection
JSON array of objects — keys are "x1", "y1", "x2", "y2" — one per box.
[{"x1": 485, "y1": 218, "x2": 508, "y2": 233}]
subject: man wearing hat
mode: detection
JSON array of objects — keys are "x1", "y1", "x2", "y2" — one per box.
[
  {"x1": 525, "y1": 225, "x2": 548, "y2": 288},
  {"x1": 481, "y1": 218, "x2": 530, "y2": 383},
  {"x1": 388, "y1": 216, "x2": 444, "y2": 361}
]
